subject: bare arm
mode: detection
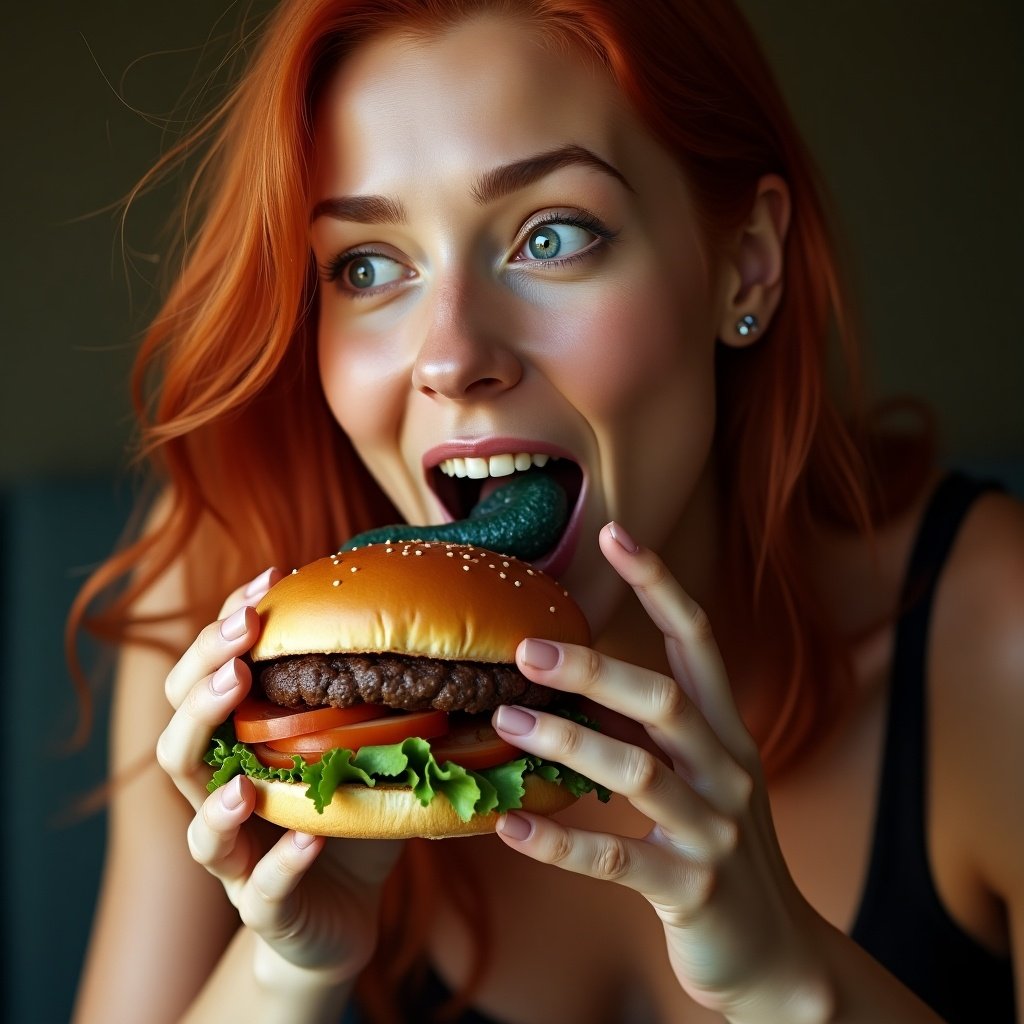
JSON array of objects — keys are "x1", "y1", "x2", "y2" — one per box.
[
  {"x1": 74, "y1": 541, "x2": 401, "y2": 1023},
  {"x1": 73, "y1": 559, "x2": 239, "y2": 1023}
]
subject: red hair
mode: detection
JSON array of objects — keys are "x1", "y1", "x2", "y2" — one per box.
[{"x1": 68, "y1": 0, "x2": 929, "y2": 1018}]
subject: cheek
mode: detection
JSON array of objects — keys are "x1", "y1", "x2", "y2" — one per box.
[
  {"x1": 317, "y1": 317, "x2": 407, "y2": 448},
  {"x1": 544, "y1": 269, "x2": 716, "y2": 423}
]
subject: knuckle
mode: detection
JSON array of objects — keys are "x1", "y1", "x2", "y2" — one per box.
[
  {"x1": 593, "y1": 837, "x2": 632, "y2": 883},
  {"x1": 197, "y1": 619, "x2": 225, "y2": 660},
  {"x1": 552, "y1": 718, "x2": 584, "y2": 759},
  {"x1": 728, "y1": 765, "x2": 755, "y2": 810},
  {"x1": 686, "y1": 860, "x2": 720, "y2": 912},
  {"x1": 576, "y1": 646, "x2": 604, "y2": 691},
  {"x1": 712, "y1": 815, "x2": 741, "y2": 859},
  {"x1": 186, "y1": 816, "x2": 210, "y2": 864},
  {"x1": 622, "y1": 746, "x2": 662, "y2": 796},
  {"x1": 546, "y1": 826, "x2": 574, "y2": 867},
  {"x1": 650, "y1": 676, "x2": 687, "y2": 722},
  {"x1": 155, "y1": 730, "x2": 182, "y2": 776},
  {"x1": 688, "y1": 604, "x2": 715, "y2": 645},
  {"x1": 163, "y1": 669, "x2": 177, "y2": 706}
]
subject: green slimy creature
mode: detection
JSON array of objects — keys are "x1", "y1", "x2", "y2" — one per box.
[{"x1": 341, "y1": 471, "x2": 568, "y2": 561}]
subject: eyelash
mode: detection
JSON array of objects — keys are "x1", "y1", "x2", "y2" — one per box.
[{"x1": 319, "y1": 208, "x2": 619, "y2": 298}]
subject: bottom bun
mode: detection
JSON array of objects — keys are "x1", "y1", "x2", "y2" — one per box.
[{"x1": 251, "y1": 774, "x2": 578, "y2": 839}]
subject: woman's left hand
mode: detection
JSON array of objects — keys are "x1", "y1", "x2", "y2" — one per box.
[{"x1": 491, "y1": 522, "x2": 831, "y2": 1023}]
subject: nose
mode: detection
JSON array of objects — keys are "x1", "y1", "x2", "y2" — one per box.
[{"x1": 411, "y1": 280, "x2": 522, "y2": 400}]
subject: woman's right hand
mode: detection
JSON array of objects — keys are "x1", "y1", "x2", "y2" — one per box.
[{"x1": 156, "y1": 567, "x2": 404, "y2": 983}]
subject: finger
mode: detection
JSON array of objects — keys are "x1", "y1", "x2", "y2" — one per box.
[
  {"x1": 599, "y1": 523, "x2": 756, "y2": 761},
  {"x1": 187, "y1": 776, "x2": 261, "y2": 900},
  {"x1": 217, "y1": 566, "x2": 283, "y2": 620},
  {"x1": 515, "y1": 638, "x2": 747, "y2": 809},
  {"x1": 237, "y1": 829, "x2": 326, "y2": 941},
  {"x1": 496, "y1": 811, "x2": 713, "y2": 912},
  {"x1": 164, "y1": 605, "x2": 260, "y2": 711},
  {"x1": 157, "y1": 657, "x2": 252, "y2": 809},
  {"x1": 494, "y1": 705, "x2": 729, "y2": 850}
]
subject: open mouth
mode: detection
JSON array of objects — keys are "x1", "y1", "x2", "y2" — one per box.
[{"x1": 430, "y1": 453, "x2": 583, "y2": 522}]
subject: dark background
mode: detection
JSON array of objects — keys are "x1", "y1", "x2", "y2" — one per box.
[{"x1": 2, "y1": 2, "x2": 1021, "y2": 1022}]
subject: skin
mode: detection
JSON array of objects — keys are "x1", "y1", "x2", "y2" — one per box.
[{"x1": 74, "y1": 13, "x2": 1024, "y2": 1024}]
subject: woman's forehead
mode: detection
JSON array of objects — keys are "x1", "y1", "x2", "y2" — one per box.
[{"x1": 311, "y1": 15, "x2": 642, "y2": 200}]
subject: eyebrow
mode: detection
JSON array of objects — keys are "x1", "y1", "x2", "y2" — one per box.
[{"x1": 310, "y1": 144, "x2": 634, "y2": 224}]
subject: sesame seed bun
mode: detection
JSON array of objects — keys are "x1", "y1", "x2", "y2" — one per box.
[{"x1": 250, "y1": 541, "x2": 591, "y2": 663}]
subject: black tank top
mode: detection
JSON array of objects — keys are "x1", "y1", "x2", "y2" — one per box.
[
  {"x1": 848, "y1": 471, "x2": 1015, "y2": 1020},
  {"x1": 365, "y1": 472, "x2": 1017, "y2": 1023}
]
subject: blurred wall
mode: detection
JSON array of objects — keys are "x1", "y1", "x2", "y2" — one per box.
[{"x1": 2, "y1": 0, "x2": 1021, "y2": 479}]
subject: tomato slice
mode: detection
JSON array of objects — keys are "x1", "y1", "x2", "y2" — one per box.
[
  {"x1": 430, "y1": 720, "x2": 523, "y2": 771},
  {"x1": 266, "y1": 708, "x2": 450, "y2": 756},
  {"x1": 250, "y1": 742, "x2": 305, "y2": 770},
  {"x1": 233, "y1": 695, "x2": 381, "y2": 743}
]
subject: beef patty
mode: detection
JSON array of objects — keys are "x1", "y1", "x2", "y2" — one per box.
[{"x1": 257, "y1": 652, "x2": 555, "y2": 715}]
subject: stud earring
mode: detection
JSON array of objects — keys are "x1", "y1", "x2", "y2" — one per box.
[{"x1": 735, "y1": 314, "x2": 759, "y2": 337}]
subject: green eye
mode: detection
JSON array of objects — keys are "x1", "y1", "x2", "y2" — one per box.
[
  {"x1": 528, "y1": 228, "x2": 561, "y2": 259},
  {"x1": 340, "y1": 254, "x2": 408, "y2": 292},
  {"x1": 522, "y1": 222, "x2": 595, "y2": 262}
]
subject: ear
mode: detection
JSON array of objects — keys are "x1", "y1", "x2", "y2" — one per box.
[{"x1": 716, "y1": 174, "x2": 791, "y2": 348}]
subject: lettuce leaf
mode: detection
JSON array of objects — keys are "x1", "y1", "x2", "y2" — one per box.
[{"x1": 204, "y1": 710, "x2": 611, "y2": 823}]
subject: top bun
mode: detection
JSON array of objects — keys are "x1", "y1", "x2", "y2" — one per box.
[{"x1": 250, "y1": 542, "x2": 590, "y2": 664}]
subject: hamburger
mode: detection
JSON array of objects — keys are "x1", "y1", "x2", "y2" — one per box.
[{"x1": 205, "y1": 540, "x2": 607, "y2": 838}]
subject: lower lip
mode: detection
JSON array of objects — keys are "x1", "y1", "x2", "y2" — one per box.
[{"x1": 534, "y1": 478, "x2": 587, "y2": 580}]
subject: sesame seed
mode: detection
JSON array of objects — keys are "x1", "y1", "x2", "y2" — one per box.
[
  {"x1": 291, "y1": 568, "x2": 298, "y2": 574},
  {"x1": 446, "y1": 552, "x2": 454, "y2": 557},
  {"x1": 527, "y1": 569, "x2": 535, "y2": 576},
  {"x1": 333, "y1": 580, "x2": 341, "y2": 587},
  {"x1": 462, "y1": 553, "x2": 471, "y2": 560},
  {"x1": 414, "y1": 550, "x2": 423, "y2": 556},
  {"x1": 462, "y1": 565, "x2": 470, "y2": 572},
  {"x1": 499, "y1": 572, "x2": 506, "y2": 579},
  {"x1": 502, "y1": 561, "x2": 509, "y2": 568},
  {"x1": 549, "y1": 606, "x2": 556, "y2": 613},
  {"x1": 386, "y1": 547, "x2": 393, "y2": 553},
  {"x1": 350, "y1": 566, "x2": 359, "y2": 573},
  {"x1": 514, "y1": 580, "x2": 521, "y2": 587}
]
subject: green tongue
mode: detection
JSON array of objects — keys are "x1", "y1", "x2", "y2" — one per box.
[{"x1": 340, "y1": 471, "x2": 568, "y2": 561}]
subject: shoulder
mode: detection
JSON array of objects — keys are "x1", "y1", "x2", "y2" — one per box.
[{"x1": 930, "y1": 486, "x2": 1024, "y2": 896}]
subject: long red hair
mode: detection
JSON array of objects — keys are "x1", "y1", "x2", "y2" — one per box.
[{"x1": 68, "y1": 0, "x2": 929, "y2": 1018}]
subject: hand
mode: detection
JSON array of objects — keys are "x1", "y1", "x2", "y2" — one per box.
[
  {"x1": 491, "y1": 523, "x2": 831, "y2": 1022},
  {"x1": 156, "y1": 568, "x2": 403, "y2": 981}
]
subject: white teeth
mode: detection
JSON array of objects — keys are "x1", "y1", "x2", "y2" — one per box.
[
  {"x1": 489, "y1": 454, "x2": 516, "y2": 477},
  {"x1": 437, "y1": 451, "x2": 558, "y2": 479}
]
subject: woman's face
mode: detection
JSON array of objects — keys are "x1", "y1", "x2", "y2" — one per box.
[{"x1": 311, "y1": 15, "x2": 729, "y2": 629}]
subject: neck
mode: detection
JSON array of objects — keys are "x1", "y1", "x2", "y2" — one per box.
[{"x1": 594, "y1": 458, "x2": 724, "y2": 678}]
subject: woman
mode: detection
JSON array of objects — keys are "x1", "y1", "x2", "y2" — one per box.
[{"x1": 71, "y1": 1, "x2": 1023, "y2": 1022}]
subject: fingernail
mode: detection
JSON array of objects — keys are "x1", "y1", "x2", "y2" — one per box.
[
  {"x1": 608, "y1": 521, "x2": 639, "y2": 554},
  {"x1": 497, "y1": 812, "x2": 533, "y2": 842},
  {"x1": 521, "y1": 638, "x2": 561, "y2": 671},
  {"x1": 222, "y1": 775, "x2": 244, "y2": 810},
  {"x1": 245, "y1": 567, "x2": 276, "y2": 599},
  {"x1": 211, "y1": 660, "x2": 241, "y2": 695},
  {"x1": 293, "y1": 831, "x2": 317, "y2": 850},
  {"x1": 495, "y1": 705, "x2": 536, "y2": 737},
  {"x1": 220, "y1": 607, "x2": 249, "y2": 641}
]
